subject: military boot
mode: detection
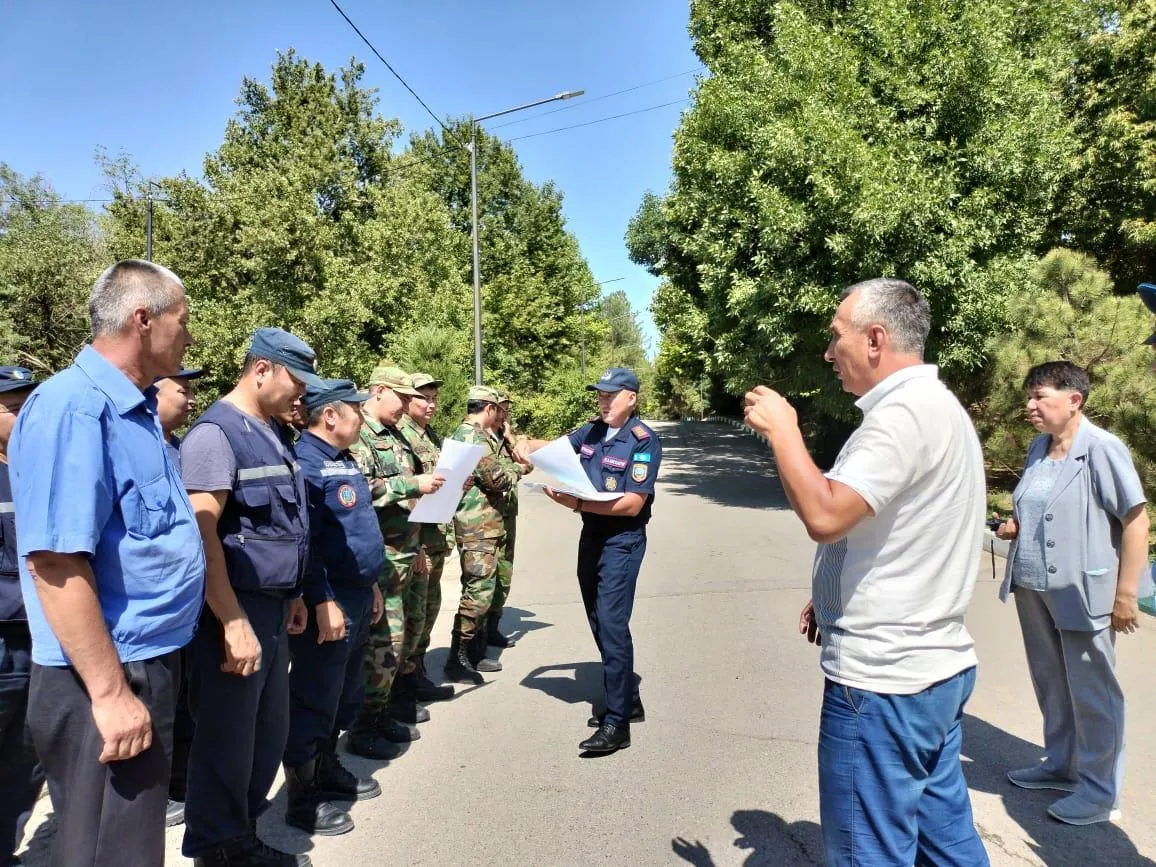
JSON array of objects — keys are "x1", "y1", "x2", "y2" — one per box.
[
  {"x1": 410, "y1": 656, "x2": 455, "y2": 702},
  {"x1": 444, "y1": 631, "x2": 484, "y2": 685},
  {"x1": 486, "y1": 614, "x2": 516, "y2": 648},
  {"x1": 469, "y1": 616, "x2": 502, "y2": 672},
  {"x1": 317, "y1": 735, "x2": 380, "y2": 801},
  {"x1": 345, "y1": 707, "x2": 415, "y2": 760},
  {"x1": 284, "y1": 757, "x2": 354, "y2": 836}
]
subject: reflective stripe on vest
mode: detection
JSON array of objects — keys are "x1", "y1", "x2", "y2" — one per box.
[
  {"x1": 236, "y1": 464, "x2": 295, "y2": 481},
  {"x1": 0, "y1": 502, "x2": 12, "y2": 514},
  {"x1": 319, "y1": 467, "x2": 361, "y2": 477}
]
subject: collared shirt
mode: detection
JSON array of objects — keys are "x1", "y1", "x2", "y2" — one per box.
[
  {"x1": 295, "y1": 430, "x2": 385, "y2": 606},
  {"x1": 10, "y1": 346, "x2": 206, "y2": 666},
  {"x1": 812, "y1": 364, "x2": 983, "y2": 694},
  {"x1": 568, "y1": 416, "x2": 662, "y2": 532}
]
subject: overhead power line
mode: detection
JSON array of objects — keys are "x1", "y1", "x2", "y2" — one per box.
[
  {"x1": 325, "y1": 0, "x2": 464, "y2": 148},
  {"x1": 507, "y1": 98, "x2": 690, "y2": 143},
  {"x1": 488, "y1": 67, "x2": 705, "y2": 131}
]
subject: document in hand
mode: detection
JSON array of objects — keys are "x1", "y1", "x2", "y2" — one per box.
[
  {"x1": 408, "y1": 439, "x2": 486, "y2": 524},
  {"x1": 526, "y1": 436, "x2": 623, "y2": 502}
]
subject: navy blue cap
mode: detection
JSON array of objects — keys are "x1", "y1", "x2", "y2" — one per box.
[
  {"x1": 248, "y1": 327, "x2": 323, "y2": 387},
  {"x1": 0, "y1": 366, "x2": 38, "y2": 394},
  {"x1": 154, "y1": 366, "x2": 205, "y2": 384},
  {"x1": 1139, "y1": 284, "x2": 1156, "y2": 345},
  {"x1": 586, "y1": 367, "x2": 640, "y2": 393},
  {"x1": 303, "y1": 378, "x2": 370, "y2": 412}
]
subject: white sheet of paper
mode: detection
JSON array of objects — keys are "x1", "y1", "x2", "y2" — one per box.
[
  {"x1": 408, "y1": 439, "x2": 486, "y2": 524},
  {"x1": 522, "y1": 481, "x2": 623, "y2": 502},
  {"x1": 527, "y1": 436, "x2": 600, "y2": 494}
]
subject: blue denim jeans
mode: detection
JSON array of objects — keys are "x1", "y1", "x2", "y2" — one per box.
[{"x1": 818, "y1": 666, "x2": 989, "y2": 867}]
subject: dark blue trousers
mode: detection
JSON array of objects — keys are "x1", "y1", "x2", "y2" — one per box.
[
  {"x1": 283, "y1": 585, "x2": 374, "y2": 767},
  {"x1": 183, "y1": 593, "x2": 289, "y2": 857},
  {"x1": 577, "y1": 527, "x2": 646, "y2": 727},
  {"x1": 0, "y1": 630, "x2": 43, "y2": 863}
]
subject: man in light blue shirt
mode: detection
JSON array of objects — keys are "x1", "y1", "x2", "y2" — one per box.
[{"x1": 10, "y1": 259, "x2": 205, "y2": 867}]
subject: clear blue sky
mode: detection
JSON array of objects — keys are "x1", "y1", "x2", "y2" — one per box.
[{"x1": 0, "y1": 0, "x2": 700, "y2": 354}]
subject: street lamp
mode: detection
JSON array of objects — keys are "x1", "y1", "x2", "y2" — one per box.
[{"x1": 469, "y1": 89, "x2": 584, "y2": 384}]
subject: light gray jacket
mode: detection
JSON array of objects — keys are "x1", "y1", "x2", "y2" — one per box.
[{"x1": 1000, "y1": 418, "x2": 1147, "y2": 631}]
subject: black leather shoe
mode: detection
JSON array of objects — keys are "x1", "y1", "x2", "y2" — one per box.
[
  {"x1": 284, "y1": 758, "x2": 355, "y2": 836},
  {"x1": 193, "y1": 832, "x2": 313, "y2": 866},
  {"x1": 486, "y1": 616, "x2": 516, "y2": 648},
  {"x1": 316, "y1": 744, "x2": 381, "y2": 801},
  {"x1": 345, "y1": 726, "x2": 403, "y2": 760},
  {"x1": 389, "y1": 699, "x2": 430, "y2": 725},
  {"x1": 587, "y1": 703, "x2": 645, "y2": 728},
  {"x1": 166, "y1": 798, "x2": 186, "y2": 827},
  {"x1": 579, "y1": 723, "x2": 631, "y2": 754}
]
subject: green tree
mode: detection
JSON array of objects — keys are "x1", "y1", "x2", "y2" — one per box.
[
  {"x1": 980, "y1": 248, "x2": 1156, "y2": 494},
  {"x1": 0, "y1": 165, "x2": 103, "y2": 373},
  {"x1": 393, "y1": 324, "x2": 472, "y2": 439},
  {"x1": 634, "y1": 0, "x2": 1093, "y2": 433},
  {"x1": 1061, "y1": 0, "x2": 1156, "y2": 292}
]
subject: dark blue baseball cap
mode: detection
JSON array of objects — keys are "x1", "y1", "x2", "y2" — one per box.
[
  {"x1": 1139, "y1": 283, "x2": 1156, "y2": 345},
  {"x1": 248, "y1": 327, "x2": 324, "y2": 387},
  {"x1": 586, "y1": 367, "x2": 640, "y2": 393},
  {"x1": 0, "y1": 366, "x2": 38, "y2": 394},
  {"x1": 154, "y1": 366, "x2": 205, "y2": 383},
  {"x1": 303, "y1": 378, "x2": 370, "y2": 412}
]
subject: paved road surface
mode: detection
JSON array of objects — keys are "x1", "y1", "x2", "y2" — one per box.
[{"x1": 18, "y1": 421, "x2": 1156, "y2": 865}]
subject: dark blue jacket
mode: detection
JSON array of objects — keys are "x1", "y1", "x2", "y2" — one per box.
[
  {"x1": 189, "y1": 401, "x2": 309, "y2": 595},
  {"x1": 568, "y1": 417, "x2": 662, "y2": 533},
  {"x1": 0, "y1": 461, "x2": 24, "y2": 624},
  {"x1": 294, "y1": 431, "x2": 385, "y2": 606}
]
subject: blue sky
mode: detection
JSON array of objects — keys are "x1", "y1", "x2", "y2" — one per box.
[{"x1": 0, "y1": 0, "x2": 700, "y2": 354}]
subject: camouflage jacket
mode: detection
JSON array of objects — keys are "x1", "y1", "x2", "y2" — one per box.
[
  {"x1": 450, "y1": 420, "x2": 520, "y2": 542},
  {"x1": 351, "y1": 412, "x2": 422, "y2": 548},
  {"x1": 397, "y1": 413, "x2": 453, "y2": 553},
  {"x1": 493, "y1": 432, "x2": 522, "y2": 519}
]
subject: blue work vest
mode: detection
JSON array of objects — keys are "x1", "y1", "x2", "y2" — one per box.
[
  {"x1": 0, "y1": 461, "x2": 23, "y2": 623},
  {"x1": 190, "y1": 401, "x2": 309, "y2": 594}
]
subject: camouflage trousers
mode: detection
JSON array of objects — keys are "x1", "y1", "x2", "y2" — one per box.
[
  {"x1": 363, "y1": 543, "x2": 422, "y2": 712},
  {"x1": 454, "y1": 536, "x2": 503, "y2": 642},
  {"x1": 416, "y1": 549, "x2": 448, "y2": 657},
  {"x1": 490, "y1": 519, "x2": 516, "y2": 618}
]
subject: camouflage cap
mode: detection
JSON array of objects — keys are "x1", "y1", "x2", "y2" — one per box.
[
  {"x1": 492, "y1": 387, "x2": 511, "y2": 404},
  {"x1": 467, "y1": 385, "x2": 502, "y2": 405},
  {"x1": 411, "y1": 372, "x2": 443, "y2": 390},
  {"x1": 368, "y1": 362, "x2": 422, "y2": 397}
]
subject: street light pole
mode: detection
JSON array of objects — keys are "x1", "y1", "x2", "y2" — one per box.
[{"x1": 469, "y1": 89, "x2": 584, "y2": 385}]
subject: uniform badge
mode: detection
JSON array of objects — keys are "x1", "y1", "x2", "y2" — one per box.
[
  {"x1": 337, "y1": 484, "x2": 358, "y2": 508},
  {"x1": 631, "y1": 463, "x2": 649, "y2": 483},
  {"x1": 604, "y1": 476, "x2": 618, "y2": 491},
  {"x1": 631, "y1": 424, "x2": 650, "y2": 440}
]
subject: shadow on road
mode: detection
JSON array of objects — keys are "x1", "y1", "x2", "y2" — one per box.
[
  {"x1": 659, "y1": 423, "x2": 790, "y2": 511},
  {"x1": 496, "y1": 606, "x2": 553, "y2": 643},
  {"x1": 520, "y1": 661, "x2": 603, "y2": 706},
  {"x1": 962, "y1": 714, "x2": 1155, "y2": 866},
  {"x1": 673, "y1": 809, "x2": 823, "y2": 866}
]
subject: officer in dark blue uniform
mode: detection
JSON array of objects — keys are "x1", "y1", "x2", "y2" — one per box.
[
  {"x1": 0, "y1": 366, "x2": 44, "y2": 865},
  {"x1": 537, "y1": 367, "x2": 662, "y2": 755},
  {"x1": 179, "y1": 328, "x2": 320, "y2": 867},
  {"x1": 283, "y1": 379, "x2": 384, "y2": 838}
]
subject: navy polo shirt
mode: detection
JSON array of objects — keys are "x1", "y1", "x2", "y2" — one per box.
[
  {"x1": 294, "y1": 430, "x2": 386, "y2": 606},
  {"x1": 11, "y1": 346, "x2": 206, "y2": 666},
  {"x1": 568, "y1": 417, "x2": 662, "y2": 532}
]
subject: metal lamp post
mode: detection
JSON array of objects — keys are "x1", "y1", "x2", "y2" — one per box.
[{"x1": 469, "y1": 89, "x2": 584, "y2": 384}]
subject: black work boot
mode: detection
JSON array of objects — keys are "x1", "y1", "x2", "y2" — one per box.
[
  {"x1": 486, "y1": 614, "x2": 516, "y2": 648},
  {"x1": 317, "y1": 735, "x2": 381, "y2": 801},
  {"x1": 444, "y1": 631, "x2": 484, "y2": 685},
  {"x1": 408, "y1": 661, "x2": 455, "y2": 702},
  {"x1": 166, "y1": 798, "x2": 186, "y2": 827},
  {"x1": 284, "y1": 757, "x2": 354, "y2": 836},
  {"x1": 588, "y1": 702, "x2": 646, "y2": 728},
  {"x1": 467, "y1": 618, "x2": 488, "y2": 666},
  {"x1": 388, "y1": 696, "x2": 430, "y2": 725},
  {"x1": 579, "y1": 722, "x2": 631, "y2": 755},
  {"x1": 193, "y1": 830, "x2": 314, "y2": 865},
  {"x1": 345, "y1": 708, "x2": 410, "y2": 759}
]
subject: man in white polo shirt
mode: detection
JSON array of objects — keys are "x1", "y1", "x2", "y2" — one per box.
[{"x1": 744, "y1": 278, "x2": 988, "y2": 867}]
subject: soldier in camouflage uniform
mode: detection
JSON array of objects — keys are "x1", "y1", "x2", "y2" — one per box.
[
  {"x1": 394, "y1": 372, "x2": 455, "y2": 703},
  {"x1": 444, "y1": 386, "x2": 523, "y2": 684},
  {"x1": 346, "y1": 363, "x2": 445, "y2": 760},
  {"x1": 487, "y1": 387, "x2": 529, "y2": 648}
]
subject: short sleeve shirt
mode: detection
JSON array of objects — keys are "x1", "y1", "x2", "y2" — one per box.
[
  {"x1": 11, "y1": 346, "x2": 206, "y2": 666},
  {"x1": 568, "y1": 417, "x2": 662, "y2": 531}
]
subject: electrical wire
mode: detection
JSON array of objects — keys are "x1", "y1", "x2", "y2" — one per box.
[{"x1": 506, "y1": 98, "x2": 689, "y2": 143}]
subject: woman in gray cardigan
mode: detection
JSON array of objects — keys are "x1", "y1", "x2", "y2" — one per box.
[{"x1": 994, "y1": 361, "x2": 1148, "y2": 826}]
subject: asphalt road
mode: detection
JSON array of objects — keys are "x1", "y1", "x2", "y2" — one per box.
[{"x1": 18, "y1": 420, "x2": 1156, "y2": 865}]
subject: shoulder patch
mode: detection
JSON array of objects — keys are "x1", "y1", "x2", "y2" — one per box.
[
  {"x1": 337, "y1": 484, "x2": 358, "y2": 508},
  {"x1": 631, "y1": 463, "x2": 649, "y2": 483},
  {"x1": 632, "y1": 452, "x2": 652, "y2": 463},
  {"x1": 631, "y1": 424, "x2": 650, "y2": 440}
]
